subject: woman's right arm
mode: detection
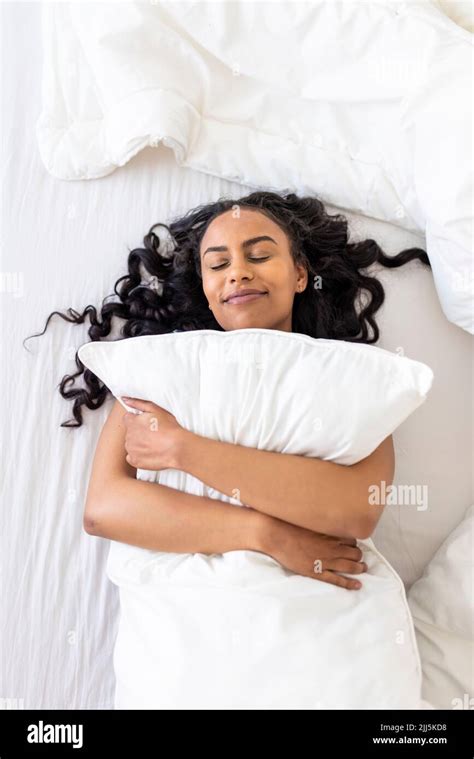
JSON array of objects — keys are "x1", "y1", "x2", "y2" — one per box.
[{"x1": 83, "y1": 399, "x2": 265, "y2": 554}]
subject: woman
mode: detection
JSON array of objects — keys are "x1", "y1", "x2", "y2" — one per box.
[{"x1": 24, "y1": 191, "x2": 430, "y2": 590}]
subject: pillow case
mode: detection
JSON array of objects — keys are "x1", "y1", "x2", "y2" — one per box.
[
  {"x1": 79, "y1": 328, "x2": 433, "y2": 466},
  {"x1": 78, "y1": 329, "x2": 434, "y2": 709},
  {"x1": 38, "y1": 1, "x2": 473, "y2": 333},
  {"x1": 408, "y1": 505, "x2": 474, "y2": 709}
]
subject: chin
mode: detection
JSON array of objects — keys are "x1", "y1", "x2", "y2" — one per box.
[{"x1": 229, "y1": 324, "x2": 274, "y2": 334}]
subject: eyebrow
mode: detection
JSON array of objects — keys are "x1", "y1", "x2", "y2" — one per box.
[{"x1": 202, "y1": 235, "x2": 278, "y2": 257}]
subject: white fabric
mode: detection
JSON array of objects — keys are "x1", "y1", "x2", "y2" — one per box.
[
  {"x1": 408, "y1": 505, "x2": 474, "y2": 709},
  {"x1": 36, "y1": 0, "x2": 474, "y2": 334},
  {"x1": 4, "y1": 1, "x2": 472, "y2": 710},
  {"x1": 78, "y1": 329, "x2": 433, "y2": 708},
  {"x1": 78, "y1": 329, "x2": 434, "y2": 466},
  {"x1": 433, "y1": 0, "x2": 474, "y2": 32}
]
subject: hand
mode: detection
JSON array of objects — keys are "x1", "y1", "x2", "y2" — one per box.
[
  {"x1": 121, "y1": 397, "x2": 185, "y2": 471},
  {"x1": 258, "y1": 515, "x2": 368, "y2": 591}
]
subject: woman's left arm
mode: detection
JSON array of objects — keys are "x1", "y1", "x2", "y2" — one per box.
[{"x1": 175, "y1": 432, "x2": 395, "y2": 540}]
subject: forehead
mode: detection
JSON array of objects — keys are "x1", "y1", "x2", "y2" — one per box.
[{"x1": 200, "y1": 208, "x2": 285, "y2": 250}]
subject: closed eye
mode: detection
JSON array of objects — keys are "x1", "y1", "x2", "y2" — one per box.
[{"x1": 210, "y1": 256, "x2": 270, "y2": 271}]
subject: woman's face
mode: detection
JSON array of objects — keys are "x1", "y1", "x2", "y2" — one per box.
[{"x1": 199, "y1": 208, "x2": 308, "y2": 332}]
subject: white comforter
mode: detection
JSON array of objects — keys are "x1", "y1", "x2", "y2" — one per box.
[
  {"x1": 37, "y1": 0, "x2": 473, "y2": 333},
  {"x1": 108, "y1": 505, "x2": 425, "y2": 710}
]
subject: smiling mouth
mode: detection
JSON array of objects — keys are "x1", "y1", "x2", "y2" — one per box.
[{"x1": 224, "y1": 292, "x2": 268, "y2": 305}]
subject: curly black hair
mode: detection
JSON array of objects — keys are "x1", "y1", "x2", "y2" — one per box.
[{"x1": 23, "y1": 190, "x2": 430, "y2": 428}]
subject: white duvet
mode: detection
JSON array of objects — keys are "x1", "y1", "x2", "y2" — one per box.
[
  {"x1": 79, "y1": 329, "x2": 434, "y2": 709},
  {"x1": 108, "y1": 536, "x2": 424, "y2": 710},
  {"x1": 37, "y1": 0, "x2": 473, "y2": 334}
]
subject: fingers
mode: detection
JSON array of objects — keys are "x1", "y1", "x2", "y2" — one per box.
[
  {"x1": 339, "y1": 545, "x2": 365, "y2": 563},
  {"x1": 336, "y1": 536, "x2": 358, "y2": 547},
  {"x1": 310, "y1": 555, "x2": 368, "y2": 590},
  {"x1": 320, "y1": 534, "x2": 356, "y2": 545},
  {"x1": 123, "y1": 410, "x2": 143, "y2": 422},
  {"x1": 323, "y1": 558, "x2": 368, "y2": 575},
  {"x1": 316, "y1": 570, "x2": 362, "y2": 591}
]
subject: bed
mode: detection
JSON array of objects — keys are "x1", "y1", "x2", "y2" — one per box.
[{"x1": 2, "y1": 0, "x2": 472, "y2": 709}]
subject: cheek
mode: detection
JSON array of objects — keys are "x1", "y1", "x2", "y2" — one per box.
[
  {"x1": 202, "y1": 275, "x2": 222, "y2": 306},
  {"x1": 201, "y1": 273, "x2": 212, "y2": 296},
  {"x1": 269, "y1": 268, "x2": 293, "y2": 294}
]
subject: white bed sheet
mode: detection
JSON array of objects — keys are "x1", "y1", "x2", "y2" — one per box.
[{"x1": 1, "y1": 1, "x2": 472, "y2": 709}]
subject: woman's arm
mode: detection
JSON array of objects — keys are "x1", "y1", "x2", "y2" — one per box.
[
  {"x1": 118, "y1": 396, "x2": 393, "y2": 540},
  {"x1": 84, "y1": 400, "x2": 369, "y2": 589},
  {"x1": 83, "y1": 400, "x2": 264, "y2": 553},
  {"x1": 85, "y1": 476, "x2": 265, "y2": 554},
  {"x1": 173, "y1": 432, "x2": 395, "y2": 540}
]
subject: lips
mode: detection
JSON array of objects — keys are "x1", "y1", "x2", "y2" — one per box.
[{"x1": 224, "y1": 290, "x2": 268, "y2": 304}]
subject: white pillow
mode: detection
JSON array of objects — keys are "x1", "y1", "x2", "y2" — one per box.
[
  {"x1": 78, "y1": 329, "x2": 433, "y2": 466},
  {"x1": 78, "y1": 329, "x2": 434, "y2": 709},
  {"x1": 408, "y1": 505, "x2": 474, "y2": 709},
  {"x1": 39, "y1": 1, "x2": 473, "y2": 333}
]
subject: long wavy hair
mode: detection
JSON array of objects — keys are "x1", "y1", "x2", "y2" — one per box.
[{"x1": 23, "y1": 191, "x2": 430, "y2": 428}]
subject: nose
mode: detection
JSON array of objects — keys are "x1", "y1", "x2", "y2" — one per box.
[{"x1": 226, "y1": 254, "x2": 254, "y2": 282}]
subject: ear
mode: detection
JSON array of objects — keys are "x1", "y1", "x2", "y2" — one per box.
[{"x1": 296, "y1": 263, "x2": 309, "y2": 292}]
